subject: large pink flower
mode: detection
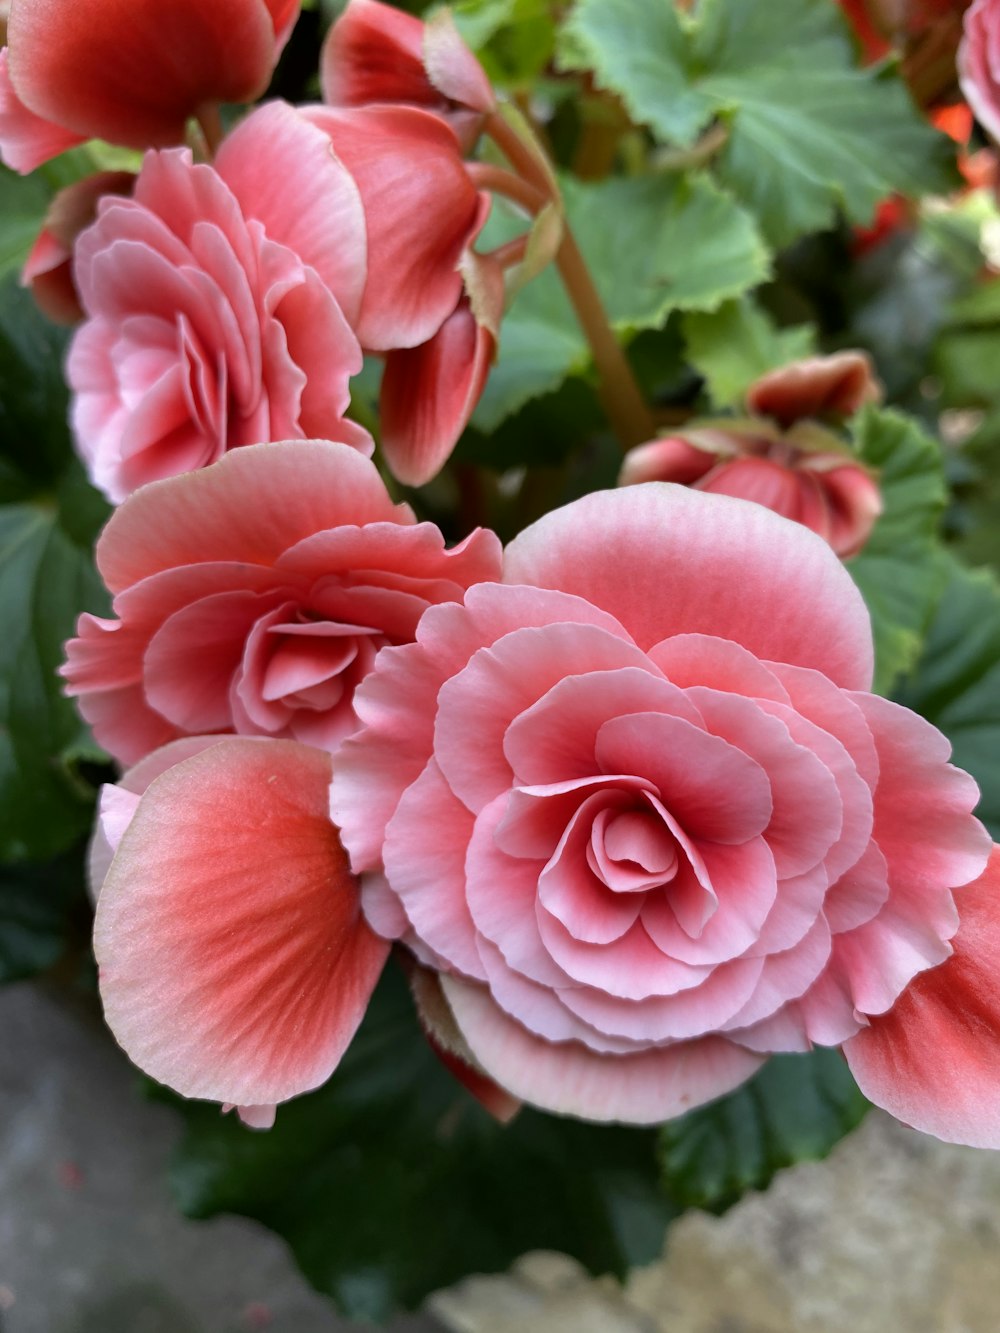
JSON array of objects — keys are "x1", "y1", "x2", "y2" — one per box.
[
  {"x1": 67, "y1": 103, "x2": 371, "y2": 502},
  {"x1": 61, "y1": 440, "x2": 502, "y2": 763},
  {"x1": 330, "y1": 484, "x2": 996, "y2": 1135},
  {"x1": 1, "y1": 0, "x2": 298, "y2": 167}
]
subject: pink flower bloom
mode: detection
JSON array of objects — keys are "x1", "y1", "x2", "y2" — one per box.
[
  {"x1": 92, "y1": 735, "x2": 388, "y2": 1123},
  {"x1": 67, "y1": 103, "x2": 371, "y2": 502},
  {"x1": 2, "y1": 0, "x2": 299, "y2": 165},
  {"x1": 321, "y1": 0, "x2": 495, "y2": 149},
  {"x1": 620, "y1": 354, "x2": 884, "y2": 559},
  {"x1": 960, "y1": 0, "x2": 1000, "y2": 139},
  {"x1": 22, "y1": 171, "x2": 135, "y2": 325},
  {"x1": 330, "y1": 485, "x2": 995, "y2": 1135},
  {"x1": 61, "y1": 440, "x2": 502, "y2": 764}
]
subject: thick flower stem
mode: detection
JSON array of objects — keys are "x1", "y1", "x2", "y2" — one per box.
[
  {"x1": 465, "y1": 162, "x2": 547, "y2": 215},
  {"x1": 484, "y1": 109, "x2": 654, "y2": 451}
]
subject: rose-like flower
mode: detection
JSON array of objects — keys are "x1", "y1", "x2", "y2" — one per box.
[
  {"x1": 620, "y1": 353, "x2": 884, "y2": 559},
  {"x1": 0, "y1": 0, "x2": 298, "y2": 168},
  {"x1": 67, "y1": 102, "x2": 371, "y2": 502},
  {"x1": 330, "y1": 484, "x2": 996, "y2": 1139},
  {"x1": 61, "y1": 440, "x2": 502, "y2": 763},
  {"x1": 960, "y1": 0, "x2": 1000, "y2": 139},
  {"x1": 321, "y1": 0, "x2": 495, "y2": 149}
]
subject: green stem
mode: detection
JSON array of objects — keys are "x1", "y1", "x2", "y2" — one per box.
[{"x1": 484, "y1": 109, "x2": 654, "y2": 451}]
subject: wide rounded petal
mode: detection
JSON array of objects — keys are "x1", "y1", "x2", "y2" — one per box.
[
  {"x1": 0, "y1": 47, "x2": 85, "y2": 173},
  {"x1": 8, "y1": 0, "x2": 279, "y2": 149},
  {"x1": 503, "y1": 485, "x2": 875, "y2": 689},
  {"x1": 441, "y1": 976, "x2": 764, "y2": 1123},
  {"x1": 845, "y1": 847, "x2": 1000, "y2": 1148},
  {"x1": 95, "y1": 738, "x2": 388, "y2": 1108},
  {"x1": 96, "y1": 440, "x2": 407, "y2": 593}
]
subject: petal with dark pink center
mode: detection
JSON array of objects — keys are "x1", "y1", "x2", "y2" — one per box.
[
  {"x1": 721, "y1": 915, "x2": 833, "y2": 1032},
  {"x1": 95, "y1": 738, "x2": 388, "y2": 1108},
  {"x1": 594, "y1": 711, "x2": 773, "y2": 846}
]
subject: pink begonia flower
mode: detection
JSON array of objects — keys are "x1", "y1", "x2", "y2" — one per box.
[
  {"x1": 1, "y1": 0, "x2": 299, "y2": 167},
  {"x1": 92, "y1": 735, "x2": 388, "y2": 1126},
  {"x1": 61, "y1": 440, "x2": 503, "y2": 764},
  {"x1": 22, "y1": 171, "x2": 134, "y2": 325},
  {"x1": 620, "y1": 354, "x2": 884, "y2": 559},
  {"x1": 959, "y1": 0, "x2": 1000, "y2": 139},
  {"x1": 321, "y1": 0, "x2": 495, "y2": 150},
  {"x1": 67, "y1": 102, "x2": 371, "y2": 502},
  {"x1": 330, "y1": 484, "x2": 996, "y2": 1137}
]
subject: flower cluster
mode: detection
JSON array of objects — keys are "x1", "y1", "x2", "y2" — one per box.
[{"x1": 15, "y1": 0, "x2": 1000, "y2": 1155}]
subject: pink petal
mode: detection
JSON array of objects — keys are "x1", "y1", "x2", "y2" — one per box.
[
  {"x1": 618, "y1": 436, "x2": 718, "y2": 487},
  {"x1": 7, "y1": 0, "x2": 279, "y2": 149},
  {"x1": 95, "y1": 738, "x2": 388, "y2": 1108},
  {"x1": 746, "y1": 351, "x2": 882, "y2": 427},
  {"x1": 648, "y1": 633, "x2": 790, "y2": 702},
  {"x1": 441, "y1": 976, "x2": 764, "y2": 1124},
  {"x1": 503, "y1": 485, "x2": 875, "y2": 689},
  {"x1": 0, "y1": 47, "x2": 84, "y2": 173},
  {"x1": 96, "y1": 440, "x2": 406, "y2": 594},
  {"x1": 379, "y1": 295, "x2": 496, "y2": 486},
  {"x1": 216, "y1": 101, "x2": 368, "y2": 326},
  {"x1": 844, "y1": 846, "x2": 1000, "y2": 1148},
  {"x1": 300, "y1": 104, "x2": 481, "y2": 351}
]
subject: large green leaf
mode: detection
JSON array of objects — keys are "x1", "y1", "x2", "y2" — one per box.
[
  {"x1": 562, "y1": 0, "x2": 956, "y2": 247},
  {"x1": 895, "y1": 553, "x2": 1000, "y2": 839},
  {"x1": 658, "y1": 1049, "x2": 870, "y2": 1215},
  {"x1": 682, "y1": 297, "x2": 816, "y2": 408},
  {"x1": 475, "y1": 172, "x2": 767, "y2": 429},
  {"x1": 847, "y1": 406, "x2": 948, "y2": 696},
  {"x1": 166, "y1": 967, "x2": 676, "y2": 1321},
  {"x1": 0, "y1": 279, "x2": 110, "y2": 861}
]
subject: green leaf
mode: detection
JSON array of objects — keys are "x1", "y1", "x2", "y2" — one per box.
[
  {"x1": 895, "y1": 553, "x2": 1000, "y2": 839},
  {"x1": 0, "y1": 279, "x2": 110, "y2": 861},
  {"x1": 563, "y1": 0, "x2": 956, "y2": 247},
  {"x1": 475, "y1": 172, "x2": 767, "y2": 430},
  {"x1": 658, "y1": 1049, "x2": 870, "y2": 1215},
  {"x1": 0, "y1": 846, "x2": 88, "y2": 982},
  {"x1": 682, "y1": 297, "x2": 816, "y2": 407},
  {"x1": 847, "y1": 406, "x2": 948, "y2": 696},
  {"x1": 0, "y1": 166, "x2": 50, "y2": 286},
  {"x1": 166, "y1": 967, "x2": 677, "y2": 1321},
  {"x1": 450, "y1": 0, "x2": 556, "y2": 85}
]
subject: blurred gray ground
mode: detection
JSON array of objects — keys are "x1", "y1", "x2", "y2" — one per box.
[
  {"x1": 5, "y1": 980, "x2": 1000, "y2": 1333},
  {"x1": 0, "y1": 981, "x2": 441, "y2": 1333}
]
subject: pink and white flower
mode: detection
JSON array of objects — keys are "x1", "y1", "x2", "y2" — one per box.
[
  {"x1": 329, "y1": 483, "x2": 996, "y2": 1138},
  {"x1": 61, "y1": 440, "x2": 502, "y2": 762}
]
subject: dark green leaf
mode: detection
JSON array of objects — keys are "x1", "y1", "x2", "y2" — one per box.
[
  {"x1": 0, "y1": 166, "x2": 50, "y2": 285},
  {"x1": 658, "y1": 1049, "x2": 869, "y2": 1215},
  {"x1": 894, "y1": 553, "x2": 1000, "y2": 839},
  {"x1": 0, "y1": 845, "x2": 89, "y2": 982},
  {"x1": 166, "y1": 967, "x2": 676, "y2": 1321},
  {"x1": 563, "y1": 0, "x2": 956, "y2": 247},
  {"x1": 0, "y1": 279, "x2": 110, "y2": 861},
  {"x1": 847, "y1": 406, "x2": 948, "y2": 695}
]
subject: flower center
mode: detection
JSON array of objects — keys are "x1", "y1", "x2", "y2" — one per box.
[{"x1": 587, "y1": 807, "x2": 679, "y2": 893}]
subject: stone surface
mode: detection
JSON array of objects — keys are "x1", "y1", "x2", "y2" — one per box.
[
  {"x1": 433, "y1": 1113, "x2": 1000, "y2": 1333},
  {"x1": 0, "y1": 981, "x2": 441, "y2": 1333}
]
